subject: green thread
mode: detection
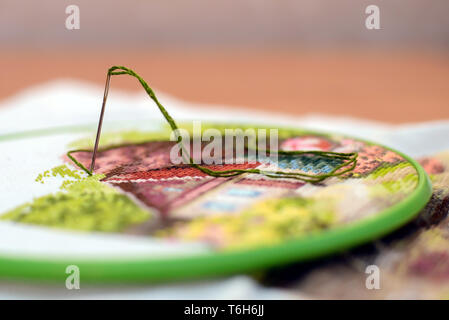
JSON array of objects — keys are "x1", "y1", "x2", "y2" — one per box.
[
  {"x1": 67, "y1": 66, "x2": 358, "y2": 183},
  {"x1": 67, "y1": 150, "x2": 92, "y2": 175}
]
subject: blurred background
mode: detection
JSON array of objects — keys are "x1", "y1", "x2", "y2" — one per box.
[{"x1": 1, "y1": 0, "x2": 448, "y2": 123}]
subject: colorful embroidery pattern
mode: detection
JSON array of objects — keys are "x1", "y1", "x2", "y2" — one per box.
[
  {"x1": 0, "y1": 128, "x2": 421, "y2": 250},
  {"x1": 270, "y1": 152, "x2": 449, "y2": 299}
]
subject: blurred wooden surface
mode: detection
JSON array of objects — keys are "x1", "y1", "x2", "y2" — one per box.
[{"x1": 1, "y1": 49, "x2": 448, "y2": 123}]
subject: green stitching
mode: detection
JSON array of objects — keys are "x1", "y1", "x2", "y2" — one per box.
[{"x1": 67, "y1": 66, "x2": 358, "y2": 183}]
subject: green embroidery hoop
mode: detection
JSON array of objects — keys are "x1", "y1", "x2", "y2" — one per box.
[{"x1": 0, "y1": 123, "x2": 432, "y2": 283}]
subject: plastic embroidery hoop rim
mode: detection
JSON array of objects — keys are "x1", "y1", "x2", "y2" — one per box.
[{"x1": 0, "y1": 123, "x2": 432, "y2": 283}]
